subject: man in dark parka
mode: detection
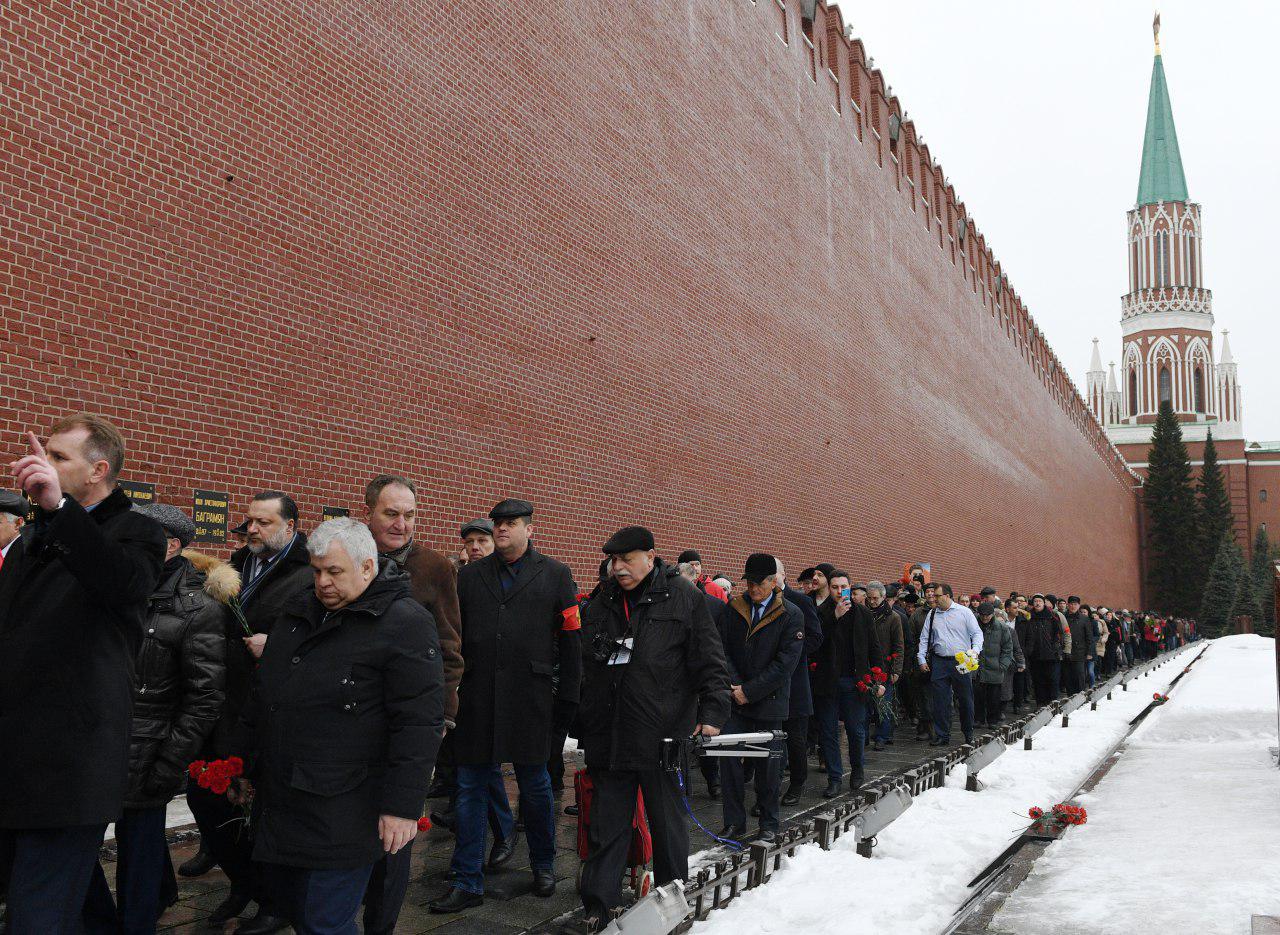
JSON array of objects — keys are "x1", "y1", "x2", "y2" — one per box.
[
  {"x1": 430, "y1": 499, "x2": 582, "y2": 913},
  {"x1": 0, "y1": 417, "x2": 166, "y2": 933},
  {"x1": 230, "y1": 517, "x2": 444, "y2": 935},
  {"x1": 575, "y1": 526, "x2": 730, "y2": 928}
]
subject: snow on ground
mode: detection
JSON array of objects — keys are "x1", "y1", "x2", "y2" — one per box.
[
  {"x1": 994, "y1": 634, "x2": 1280, "y2": 935},
  {"x1": 691, "y1": 646, "x2": 1200, "y2": 935}
]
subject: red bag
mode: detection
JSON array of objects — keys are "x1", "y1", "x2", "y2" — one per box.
[{"x1": 573, "y1": 769, "x2": 653, "y2": 880}]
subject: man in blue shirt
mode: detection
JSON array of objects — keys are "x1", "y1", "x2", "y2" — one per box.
[{"x1": 916, "y1": 583, "x2": 983, "y2": 746}]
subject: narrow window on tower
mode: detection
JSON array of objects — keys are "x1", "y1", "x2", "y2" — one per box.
[
  {"x1": 1260, "y1": 489, "x2": 1268, "y2": 503},
  {"x1": 1156, "y1": 231, "x2": 1170, "y2": 287},
  {"x1": 1131, "y1": 240, "x2": 1140, "y2": 291},
  {"x1": 1194, "y1": 366, "x2": 1205, "y2": 413},
  {"x1": 1187, "y1": 233, "x2": 1197, "y2": 287},
  {"x1": 1128, "y1": 369, "x2": 1139, "y2": 416},
  {"x1": 1158, "y1": 365, "x2": 1172, "y2": 405}
]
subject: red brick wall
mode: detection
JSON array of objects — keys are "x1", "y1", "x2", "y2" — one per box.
[{"x1": 1, "y1": 1, "x2": 1142, "y2": 605}]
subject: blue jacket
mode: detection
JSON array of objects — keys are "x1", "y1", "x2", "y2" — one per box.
[{"x1": 781, "y1": 586, "x2": 823, "y2": 717}]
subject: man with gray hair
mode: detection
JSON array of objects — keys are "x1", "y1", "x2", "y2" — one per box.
[
  {"x1": 865, "y1": 581, "x2": 903, "y2": 751},
  {"x1": 0, "y1": 489, "x2": 29, "y2": 574},
  {"x1": 229, "y1": 517, "x2": 445, "y2": 934}
]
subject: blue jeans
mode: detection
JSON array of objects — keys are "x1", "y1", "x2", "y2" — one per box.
[
  {"x1": 271, "y1": 862, "x2": 374, "y2": 935},
  {"x1": 452, "y1": 763, "x2": 552, "y2": 894},
  {"x1": 1086, "y1": 659, "x2": 1096, "y2": 686},
  {"x1": 2, "y1": 823, "x2": 107, "y2": 934},
  {"x1": 873, "y1": 681, "x2": 896, "y2": 742},
  {"x1": 84, "y1": 806, "x2": 175, "y2": 934},
  {"x1": 815, "y1": 677, "x2": 870, "y2": 783},
  {"x1": 930, "y1": 656, "x2": 975, "y2": 742}
]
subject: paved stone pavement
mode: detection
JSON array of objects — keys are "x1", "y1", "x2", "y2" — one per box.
[{"x1": 136, "y1": 704, "x2": 994, "y2": 933}]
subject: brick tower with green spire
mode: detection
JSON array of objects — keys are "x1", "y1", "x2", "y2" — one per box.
[{"x1": 1086, "y1": 16, "x2": 1267, "y2": 555}]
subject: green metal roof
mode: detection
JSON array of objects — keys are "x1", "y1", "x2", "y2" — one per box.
[{"x1": 1136, "y1": 53, "x2": 1188, "y2": 205}]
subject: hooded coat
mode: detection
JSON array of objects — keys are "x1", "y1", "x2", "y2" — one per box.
[{"x1": 125, "y1": 551, "x2": 233, "y2": 809}]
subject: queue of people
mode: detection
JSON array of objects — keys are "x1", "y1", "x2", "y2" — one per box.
[{"x1": 0, "y1": 415, "x2": 1199, "y2": 935}]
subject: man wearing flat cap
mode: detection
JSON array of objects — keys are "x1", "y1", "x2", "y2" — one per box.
[
  {"x1": 82, "y1": 502, "x2": 230, "y2": 932},
  {"x1": 716, "y1": 554, "x2": 805, "y2": 842},
  {"x1": 0, "y1": 489, "x2": 30, "y2": 575},
  {"x1": 576, "y1": 525, "x2": 729, "y2": 928},
  {"x1": 431, "y1": 499, "x2": 581, "y2": 913},
  {"x1": 676, "y1": 548, "x2": 727, "y2": 602}
]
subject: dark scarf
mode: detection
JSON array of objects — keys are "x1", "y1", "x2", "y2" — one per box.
[{"x1": 381, "y1": 540, "x2": 413, "y2": 567}]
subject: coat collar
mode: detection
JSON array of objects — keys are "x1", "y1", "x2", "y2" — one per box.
[
  {"x1": 291, "y1": 560, "x2": 410, "y2": 642},
  {"x1": 479, "y1": 544, "x2": 546, "y2": 601},
  {"x1": 729, "y1": 587, "x2": 786, "y2": 638}
]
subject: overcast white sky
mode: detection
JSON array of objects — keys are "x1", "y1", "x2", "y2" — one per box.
[{"x1": 829, "y1": 1, "x2": 1279, "y2": 440}]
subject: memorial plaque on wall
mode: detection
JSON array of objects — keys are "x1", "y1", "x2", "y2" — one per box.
[
  {"x1": 321, "y1": 505, "x2": 350, "y2": 522},
  {"x1": 118, "y1": 480, "x2": 156, "y2": 505},
  {"x1": 193, "y1": 489, "x2": 229, "y2": 543}
]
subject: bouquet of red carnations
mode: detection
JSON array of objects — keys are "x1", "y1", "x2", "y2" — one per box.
[
  {"x1": 1025, "y1": 802, "x2": 1088, "y2": 827},
  {"x1": 857, "y1": 667, "x2": 897, "y2": 726},
  {"x1": 189, "y1": 757, "x2": 252, "y2": 834}
]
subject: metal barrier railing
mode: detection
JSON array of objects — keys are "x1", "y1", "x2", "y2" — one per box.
[{"x1": 597, "y1": 642, "x2": 1199, "y2": 935}]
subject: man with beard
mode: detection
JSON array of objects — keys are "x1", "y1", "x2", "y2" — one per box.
[{"x1": 206, "y1": 491, "x2": 312, "y2": 934}]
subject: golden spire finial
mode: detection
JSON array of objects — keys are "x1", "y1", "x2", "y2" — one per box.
[{"x1": 1153, "y1": 11, "x2": 1161, "y2": 55}]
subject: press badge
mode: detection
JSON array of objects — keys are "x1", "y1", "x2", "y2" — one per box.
[{"x1": 608, "y1": 637, "x2": 634, "y2": 666}]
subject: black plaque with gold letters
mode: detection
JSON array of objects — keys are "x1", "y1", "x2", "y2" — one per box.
[{"x1": 193, "y1": 489, "x2": 229, "y2": 543}]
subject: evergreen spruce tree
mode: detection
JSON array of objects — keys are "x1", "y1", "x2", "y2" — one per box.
[
  {"x1": 1199, "y1": 533, "x2": 1243, "y2": 636},
  {"x1": 1196, "y1": 429, "x2": 1234, "y2": 584},
  {"x1": 1143, "y1": 401, "x2": 1201, "y2": 616},
  {"x1": 1249, "y1": 525, "x2": 1277, "y2": 634},
  {"x1": 1232, "y1": 566, "x2": 1262, "y2": 628}
]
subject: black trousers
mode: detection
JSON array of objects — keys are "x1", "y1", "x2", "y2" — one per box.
[
  {"x1": 699, "y1": 756, "x2": 719, "y2": 793},
  {"x1": 186, "y1": 778, "x2": 273, "y2": 910},
  {"x1": 902, "y1": 669, "x2": 932, "y2": 735},
  {"x1": 578, "y1": 769, "x2": 687, "y2": 922},
  {"x1": 1012, "y1": 668, "x2": 1031, "y2": 706},
  {"x1": 83, "y1": 806, "x2": 177, "y2": 933},
  {"x1": 1, "y1": 824, "x2": 107, "y2": 934},
  {"x1": 362, "y1": 841, "x2": 412, "y2": 935},
  {"x1": 972, "y1": 682, "x2": 1003, "y2": 726},
  {"x1": 1030, "y1": 660, "x2": 1058, "y2": 705},
  {"x1": 783, "y1": 715, "x2": 808, "y2": 791},
  {"x1": 720, "y1": 714, "x2": 783, "y2": 833}
]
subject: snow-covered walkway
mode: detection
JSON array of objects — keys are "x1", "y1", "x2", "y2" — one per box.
[
  {"x1": 690, "y1": 645, "x2": 1203, "y2": 935},
  {"x1": 994, "y1": 634, "x2": 1280, "y2": 935}
]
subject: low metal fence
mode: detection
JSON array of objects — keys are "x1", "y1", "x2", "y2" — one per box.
[{"x1": 598, "y1": 643, "x2": 1198, "y2": 935}]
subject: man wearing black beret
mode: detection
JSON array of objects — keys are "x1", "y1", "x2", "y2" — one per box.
[
  {"x1": 431, "y1": 498, "x2": 581, "y2": 913},
  {"x1": 0, "y1": 489, "x2": 30, "y2": 574},
  {"x1": 576, "y1": 526, "x2": 730, "y2": 927}
]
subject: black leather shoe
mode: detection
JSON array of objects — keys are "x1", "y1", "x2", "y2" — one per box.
[
  {"x1": 235, "y1": 909, "x2": 290, "y2": 935},
  {"x1": 531, "y1": 868, "x2": 556, "y2": 897},
  {"x1": 964, "y1": 734, "x2": 975, "y2": 746},
  {"x1": 750, "y1": 803, "x2": 761, "y2": 817},
  {"x1": 706, "y1": 782, "x2": 720, "y2": 800},
  {"x1": 426, "y1": 778, "x2": 453, "y2": 799},
  {"x1": 428, "y1": 888, "x2": 484, "y2": 914},
  {"x1": 431, "y1": 807, "x2": 457, "y2": 834},
  {"x1": 757, "y1": 829, "x2": 776, "y2": 844},
  {"x1": 929, "y1": 737, "x2": 949, "y2": 747},
  {"x1": 206, "y1": 891, "x2": 251, "y2": 927},
  {"x1": 914, "y1": 731, "x2": 930, "y2": 742},
  {"x1": 718, "y1": 824, "x2": 745, "y2": 840},
  {"x1": 849, "y1": 769, "x2": 865, "y2": 789},
  {"x1": 564, "y1": 803, "x2": 579, "y2": 816},
  {"x1": 488, "y1": 828, "x2": 519, "y2": 869},
  {"x1": 780, "y1": 786, "x2": 802, "y2": 806},
  {"x1": 872, "y1": 740, "x2": 884, "y2": 751},
  {"x1": 822, "y1": 780, "x2": 841, "y2": 799},
  {"x1": 178, "y1": 847, "x2": 215, "y2": 878}
]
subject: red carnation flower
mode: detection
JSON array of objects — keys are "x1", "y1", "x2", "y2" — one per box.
[
  {"x1": 1028, "y1": 806, "x2": 1044, "y2": 820},
  {"x1": 1153, "y1": 692, "x2": 1161, "y2": 700},
  {"x1": 417, "y1": 816, "x2": 432, "y2": 832},
  {"x1": 188, "y1": 760, "x2": 207, "y2": 780},
  {"x1": 225, "y1": 756, "x2": 244, "y2": 776}
]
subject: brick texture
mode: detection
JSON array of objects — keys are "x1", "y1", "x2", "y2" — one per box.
[{"x1": 1, "y1": 1, "x2": 1142, "y2": 605}]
